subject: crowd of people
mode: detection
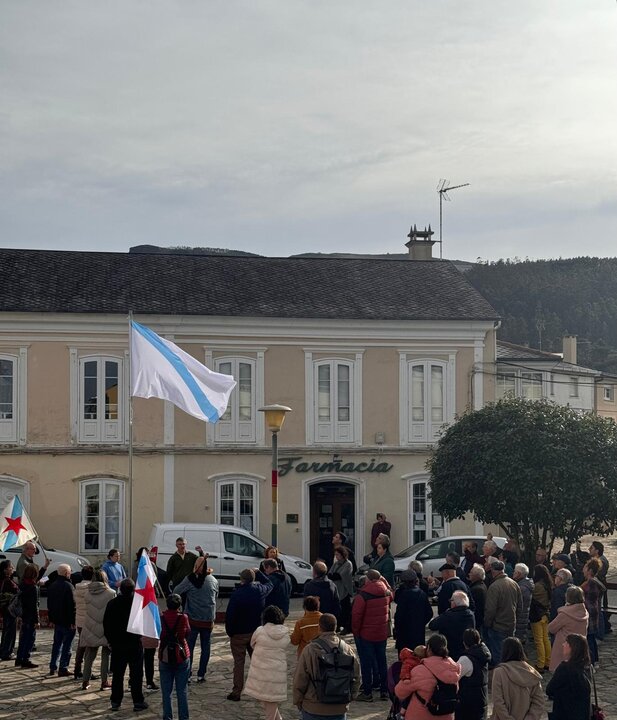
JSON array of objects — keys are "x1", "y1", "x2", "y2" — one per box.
[{"x1": 0, "y1": 522, "x2": 613, "y2": 720}]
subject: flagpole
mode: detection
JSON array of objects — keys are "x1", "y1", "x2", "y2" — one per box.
[{"x1": 128, "y1": 311, "x2": 134, "y2": 562}]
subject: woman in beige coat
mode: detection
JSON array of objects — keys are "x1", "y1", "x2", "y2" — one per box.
[
  {"x1": 79, "y1": 569, "x2": 116, "y2": 690},
  {"x1": 547, "y1": 586, "x2": 588, "y2": 671},
  {"x1": 491, "y1": 638, "x2": 544, "y2": 720}
]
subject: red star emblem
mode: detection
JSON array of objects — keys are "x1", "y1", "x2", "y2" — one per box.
[
  {"x1": 4, "y1": 515, "x2": 26, "y2": 536},
  {"x1": 135, "y1": 577, "x2": 157, "y2": 608}
]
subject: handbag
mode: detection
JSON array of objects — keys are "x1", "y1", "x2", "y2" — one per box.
[{"x1": 591, "y1": 664, "x2": 605, "y2": 720}]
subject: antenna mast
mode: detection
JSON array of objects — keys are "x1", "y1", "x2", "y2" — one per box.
[{"x1": 437, "y1": 180, "x2": 470, "y2": 259}]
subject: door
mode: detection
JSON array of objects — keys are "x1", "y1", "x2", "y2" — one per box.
[
  {"x1": 409, "y1": 479, "x2": 447, "y2": 546},
  {"x1": 309, "y1": 482, "x2": 355, "y2": 566}
]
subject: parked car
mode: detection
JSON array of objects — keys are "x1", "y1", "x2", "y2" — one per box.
[
  {"x1": 148, "y1": 523, "x2": 313, "y2": 593},
  {"x1": 0, "y1": 541, "x2": 90, "y2": 578},
  {"x1": 355, "y1": 535, "x2": 508, "y2": 586}
]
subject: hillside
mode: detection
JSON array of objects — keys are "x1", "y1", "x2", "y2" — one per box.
[{"x1": 466, "y1": 257, "x2": 617, "y2": 374}]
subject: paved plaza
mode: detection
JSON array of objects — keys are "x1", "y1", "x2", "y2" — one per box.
[{"x1": 1, "y1": 597, "x2": 617, "y2": 720}]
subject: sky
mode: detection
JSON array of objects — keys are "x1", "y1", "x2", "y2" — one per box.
[{"x1": 1, "y1": 1, "x2": 616, "y2": 263}]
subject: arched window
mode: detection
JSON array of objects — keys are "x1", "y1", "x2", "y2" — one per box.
[{"x1": 79, "y1": 478, "x2": 125, "y2": 553}]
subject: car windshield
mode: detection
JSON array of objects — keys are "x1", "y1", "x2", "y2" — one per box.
[{"x1": 394, "y1": 539, "x2": 434, "y2": 558}]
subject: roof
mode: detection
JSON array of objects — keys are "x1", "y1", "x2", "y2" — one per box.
[
  {"x1": 496, "y1": 341, "x2": 600, "y2": 375},
  {"x1": 0, "y1": 249, "x2": 499, "y2": 322}
]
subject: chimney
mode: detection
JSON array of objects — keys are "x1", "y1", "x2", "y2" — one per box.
[
  {"x1": 563, "y1": 335, "x2": 577, "y2": 365},
  {"x1": 405, "y1": 224, "x2": 436, "y2": 261}
]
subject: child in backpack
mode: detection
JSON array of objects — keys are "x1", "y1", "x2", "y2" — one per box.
[
  {"x1": 399, "y1": 645, "x2": 426, "y2": 680},
  {"x1": 159, "y1": 594, "x2": 191, "y2": 720},
  {"x1": 291, "y1": 595, "x2": 322, "y2": 657}
]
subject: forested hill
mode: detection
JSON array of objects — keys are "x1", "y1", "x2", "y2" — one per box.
[{"x1": 466, "y1": 257, "x2": 617, "y2": 373}]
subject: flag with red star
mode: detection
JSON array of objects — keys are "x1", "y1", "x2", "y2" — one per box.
[
  {"x1": 128, "y1": 548, "x2": 161, "y2": 639},
  {"x1": 0, "y1": 494, "x2": 36, "y2": 551}
]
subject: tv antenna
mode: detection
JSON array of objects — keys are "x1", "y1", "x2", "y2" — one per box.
[{"x1": 437, "y1": 179, "x2": 470, "y2": 259}]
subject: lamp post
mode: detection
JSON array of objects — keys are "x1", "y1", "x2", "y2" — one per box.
[{"x1": 259, "y1": 404, "x2": 292, "y2": 547}]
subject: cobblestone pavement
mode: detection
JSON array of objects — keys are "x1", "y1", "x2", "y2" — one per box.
[{"x1": 1, "y1": 600, "x2": 616, "y2": 720}]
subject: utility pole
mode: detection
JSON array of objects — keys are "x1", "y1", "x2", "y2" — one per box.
[{"x1": 437, "y1": 180, "x2": 470, "y2": 259}]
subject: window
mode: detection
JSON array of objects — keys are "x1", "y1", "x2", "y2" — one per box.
[
  {"x1": 79, "y1": 356, "x2": 123, "y2": 443},
  {"x1": 521, "y1": 372, "x2": 543, "y2": 400},
  {"x1": 223, "y1": 531, "x2": 264, "y2": 558},
  {"x1": 496, "y1": 372, "x2": 516, "y2": 400},
  {"x1": 216, "y1": 478, "x2": 258, "y2": 532},
  {"x1": 407, "y1": 360, "x2": 449, "y2": 443},
  {"x1": 604, "y1": 386, "x2": 614, "y2": 402},
  {"x1": 79, "y1": 479, "x2": 124, "y2": 553},
  {"x1": 408, "y1": 479, "x2": 447, "y2": 546},
  {"x1": 214, "y1": 357, "x2": 256, "y2": 442},
  {"x1": 569, "y1": 377, "x2": 579, "y2": 398},
  {"x1": 495, "y1": 368, "x2": 545, "y2": 402},
  {"x1": 0, "y1": 357, "x2": 17, "y2": 442},
  {"x1": 313, "y1": 360, "x2": 355, "y2": 443}
]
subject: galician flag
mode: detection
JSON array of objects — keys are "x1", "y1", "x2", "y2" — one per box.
[
  {"x1": 128, "y1": 549, "x2": 161, "y2": 639},
  {"x1": 0, "y1": 494, "x2": 37, "y2": 551},
  {"x1": 131, "y1": 320, "x2": 236, "y2": 423}
]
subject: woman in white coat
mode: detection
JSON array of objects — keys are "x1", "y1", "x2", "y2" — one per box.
[
  {"x1": 245, "y1": 605, "x2": 290, "y2": 720},
  {"x1": 80, "y1": 569, "x2": 116, "y2": 690}
]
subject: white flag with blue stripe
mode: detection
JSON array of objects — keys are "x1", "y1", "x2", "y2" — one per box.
[{"x1": 130, "y1": 321, "x2": 236, "y2": 423}]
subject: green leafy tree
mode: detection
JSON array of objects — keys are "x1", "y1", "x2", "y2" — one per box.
[{"x1": 427, "y1": 398, "x2": 617, "y2": 563}]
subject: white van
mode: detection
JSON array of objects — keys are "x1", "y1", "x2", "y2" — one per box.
[{"x1": 148, "y1": 523, "x2": 313, "y2": 593}]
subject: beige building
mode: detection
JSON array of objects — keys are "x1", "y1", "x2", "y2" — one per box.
[{"x1": 0, "y1": 238, "x2": 500, "y2": 566}]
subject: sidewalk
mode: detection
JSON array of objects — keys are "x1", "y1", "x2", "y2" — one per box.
[{"x1": 2, "y1": 600, "x2": 616, "y2": 720}]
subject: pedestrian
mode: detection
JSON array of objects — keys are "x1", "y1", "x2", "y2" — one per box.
[
  {"x1": 142, "y1": 634, "x2": 159, "y2": 692},
  {"x1": 101, "y1": 548, "x2": 127, "y2": 591},
  {"x1": 547, "y1": 585, "x2": 588, "y2": 672},
  {"x1": 461, "y1": 542, "x2": 483, "y2": 580},
  {"x1": 394, "y1": 633, "x2": 461, "y2": 720},
  {"x1": 456, "y1": 628, "x2": 491, "y2": 720},
  {"x1": 483, "y1": 560, "x2": 522, "y2": 667},
  {"x1": 158, "y1": 593, "x2": 191, "y2": 720},
  {"x1": 546, "y1": 633, "x2": 592, "y2": 720},
  {"x1": 409, "y1": 560, "x2": 431, "y2": 597},
  {"x1": 245, "y1": 605, "x2": 290, "y2": 720},
  {"x1": 103, "y1": 578, "x2": 148, "y2": 712},
  {"x1": 303, "y1": 561, "x2": 341, "y2": 620},
  {"x1": 364, "y1": 532, "x2": 389, "y2": 564},
  {"x1": 259, "y1": 545, "x2": 286, "y2": 574},
  {"x1": 224, "y1": 567, "x2": 272, "y2": 702},
  {"x1": 480, "y1": 540, "x2": 498, "y2": 574},
  {"x1": 173, "y1": 555, "x2": 219, "y2": 683},
  {"x1": 512, "y1": 563, "x2": 533, "y2": 643},
  {"x1": 332, "y1": 531, "x2": 357, "y2": 573},
  {"x1": 352, "y1": 569, "x2": 392, "y2": 702},
  {"x1": 0, "y1": 559, "x2": 18, "y2": 661},
  {"x1": 47, "y1": 563, "x2": 76, "y2": 677},
  {"x1": 551, "y1": 553, "x2": 573, "y2": 577},
  {"x1": 293, "y1": 613, "x2": 360, "y2": 720},
  {"x1": 446, "y1": 551, "x2": 467, "y2": 581},
  {"x1": 588, "y1": 541, "x2": 610, "y2": 634},
  {"x1": 166, "y1": 538, "x2": 203, "y2": 591},
  {"x1": 468, "y1": 564, "x2": 487, "y2": 630},
  {"x1": 581, "y1": 558, "x2": 604, "y2": 665},
  {"x1": 15, "y1": 562, "x2": 40, "y2": 668},
  {"x1": 393, "y1": 569, "x2": 433, "y2": 653},
  {"x1": 370, "y1": 513, "x2": 391, "y2": 551},
  {"x1": 328, "y1": 546, "x2": 353, "y2": 633},
  {"x1": 80, "y1": 568, "x2": 115, "y2": 690},
  {"x1": 291, "y1": 595, "x2": 322, "y2": 657},
  {"x1": 534, "y1": 547, "x2": 549, "y2": 568},
  {"x1": 429, "y1": 590, "x2": 475, "y2": 661},
  {"x1": 550, "y1": 568, "x2": 573, "y2": 622},
  {"x1": 369, "y1": 539, "x2": 395, "y2": 588},
  {"x1": 262, "y1": 558, "x2": 292, "y2": 617},
  {"x1": 490, "y1": 637, "x2": 544, "y2": 720},
  {"x1": 73, "y1": 565, "x2": 93, "y2": 679},
  {"x1": 15, "y1": 540, "x2": 50, "y2": 581},
  {"x1": 437, "y1": 563, "x2": 473, "y2": 615},
  {"x1": 530, "y1": 564, "x2": 552, "y2": 673}
]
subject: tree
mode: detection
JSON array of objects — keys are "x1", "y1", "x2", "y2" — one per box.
[{"x1": 427, "y1": 398, "x2": 617, "y2": 563}]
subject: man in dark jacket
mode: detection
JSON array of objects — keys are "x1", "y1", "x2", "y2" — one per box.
[
  {"x1": 437, "y1": 564, "x2": 474, "y2": 615},
  {"x1": 469, "y1": 564, "x2": 487, "y2": 629},
  {"x1": 103, "y1": 578, "x2": 148, "y2": 712},
  {"x1": 225, "y1": 568, "x2": 272, "y2": 701},
  {"x1": 550, "y1": 568, "x2": 573, "y2": 621},
  {"x1": 303, "y1": 562, "x2": 341, "y2": 620},
  {"x1": 370, "y1": 513, "x2": 391, "y2": 550},
  {"x1": 262, "y1": 558, "x2": 292, "y2": 616},
  {"x1": 458, "y1": 628, "x2": 491, "y2": 720},
  {"x1": 47, "y1": 564, "x2": 76, "y2": 677},
  {"x1": 428, "y1": 590, "x2": 475, "y2": 661}
]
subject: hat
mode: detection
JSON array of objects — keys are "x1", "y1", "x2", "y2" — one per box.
[
  {"x1": 400, "y1": 569, "x2": 418, "y2": 584},
  {"x1": 554, "y1": 554, "x2": 571, "y2": 565},
  {"x1": 439, "y1": 563, "x2": 457, "y2": 572}
]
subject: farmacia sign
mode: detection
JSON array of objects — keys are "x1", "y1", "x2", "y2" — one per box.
[{"x1": 278, "y1": 456, "x2": 393, "y2": 477}]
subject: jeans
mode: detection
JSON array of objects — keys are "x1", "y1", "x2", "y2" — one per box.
[
  {"x1": 530, "y1": 616, "x2": 551, "y2": 670},
  {"x1": 50, "y1": 624, "x2": 76, "y2": 671},
  {"x1": 354, "y1": 636, "x2": 387, "y2": 694},
  {"x1": 483, "y1": 627, "x2": 508, "y2": 667},
  {"x1": 16, "y1": 622, "x2": 36, "y2": 662},
  {"x1": 110, "y1": 646, "x2": 145, "y2": 707},
  {"x1": 302, "y1": 712, "x2": 345, "y2": 720},
  {"x1": 159, "y1": 658, "x2": 190, "y2": 720},
  {"x1": 0, "y1": 612, "x2": 17, "y2": 659},
  {"x1": 188, "y1": 625, "x2": 212, "y2": 679}
]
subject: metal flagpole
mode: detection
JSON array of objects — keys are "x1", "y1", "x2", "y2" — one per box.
[{"x1": 128, "y1": 311, "x2": 134, "y2": 560}]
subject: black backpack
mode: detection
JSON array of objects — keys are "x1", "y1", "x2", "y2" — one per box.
[
  {"x1": 159, "y1": 615, "x2": 187, "y2": 665},
  {"x1": 415, "y1": 665, "x2": 458, "y2": 716},
  {"x1": 311, "y1": 636, "x2": 356, "y2": 704}
]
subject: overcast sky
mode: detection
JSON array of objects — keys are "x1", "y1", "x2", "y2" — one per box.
[{"x1": 1, "y1": 2, "x2": 616, "y2": 262}]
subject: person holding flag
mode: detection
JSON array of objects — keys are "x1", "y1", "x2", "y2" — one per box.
[{"x1": 0, "y1": 495, "x2": 49, "y2": 581}]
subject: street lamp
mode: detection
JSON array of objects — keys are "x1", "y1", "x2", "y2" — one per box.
[{"x1": 259, "y1": 404, "x2": 292, "y2": 547}]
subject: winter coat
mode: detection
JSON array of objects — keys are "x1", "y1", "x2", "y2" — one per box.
[
  {"x1": 582, "y1": 577, "x2": 605, "y2": 634},
  {"x1": 484, "y1": 573, "x2": 522, "y2": 635},
  {"x1": 18, "y1": 578, "x2": 39, "y2": 625},
  {"x1": 515, "y1": 577, "x2": 534, "y2": 640},
  {"x1": 546, "y1": 662, "x2": 592, "y2": 720},
  {"x1": 550, "y1": 581, "x2": 573, "y2": 621},
  {"x1": 100, "y1": 560, "x2": 127, "y2": 590},
  {"x1": 395, "y1": 654, "x2": 461, "y2": 720},
  {"x1": 265, "y1": 570, "x2": 292, "y2": 616},
  {"x1": 80, "y1": 581, "x2": 116, "y2": 647},
  {"x1": 328, "y1": 559, "x2": 353, "y2": 601},
  {"x1": 173, "y1": 572, "x2": 219, "y2": 623},
  {"x1": 371, "y1": 520, "x2": 392, "y2": 548},
  {"x1": 547, "y1": 602, "x2": 588, "y2": 671},
  {"x1": 103, "y1": 592, "x2": 142, "y2": 653},
  {"x1": 369, "y1": 551, "x2": 395, "y2": 588},
  {"x1": 290, "y1": 610, "x2": 322, "y2": 656},
  {"x1": 428, "y1": 606, "x2": 475, "y2": 661},
  {"x1": 393, "y1": 584, "x2": 433, "y2": 651},
  {"x1": 470, "y1": 580, "x2": 487, "y2": 629},
  {"x1": 303, "y1": 575, "x2": 341, "y2": 620},
  {"x1": 438, "y1": 578, "x2": 473, "y2": 615},
  {"x1": 293, "y1": 631, "x2": 360, "y2": 716},
  {"x1": 0, "y1": 576, "x2": 18, "y2": 618},
  {"x1": 351, "y1": 577, "x2": 392, "y2": 642},
  {"x1": 225, "y1": 571, "x2": 272, "y2": 636},
  {"x1": 490, "y1": 661, "x2": 544, "y2": 720},
  {"x1": 74, "y1": 580, "x2": 91, "y2": 628},
  {"x1": 47, "y1": 575, "x2": 76, "y2": 627},
  {"x1": 159, "y1": 609, "x2": 191, "y2": 664},
  {"x1": 244, "y1": 623, "x2": 290, "y2": 703},
  {"x1": 457, "y1": 642, "x2": 491, "y2": 720}
]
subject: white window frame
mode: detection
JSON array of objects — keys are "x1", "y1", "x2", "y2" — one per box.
[
  {"x1": 399, "y1": 355, "x2": 455, "y2": 445},
  {"x1": 604, "y1": 386, "x2": 614, "y2": 403},
  {"x1": 496, "y1": 371, "x2": 516, "y2": 400},
  {"x1": 0, "y1": 350, "x2": 27, "y2": 445},
  {"x1": 79, "y1": 478, "x2": 125, "y2": 554},
  {"x1": 214, "y1": 476, "x2": 260, "y2": 534},
  {"x1": 495, "y1": 368, "x2": 545, "y2": 401},
  {"x1": 405, "y1": 474, "x2": 449, "y2": 547},
  {"x1": 304, "y1": 352, "x2": 363, "y2": 446},
  {"x1": 569, "y1": 376, "x2": 579, "y2": 398},
  {"x1": 521, "y1": 372, "x2": 543, "y2": 400},
  {"x1": 214, "y1": 356, "x2": 257, "y2": 443}
]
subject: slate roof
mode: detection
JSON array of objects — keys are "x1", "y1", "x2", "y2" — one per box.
[
  {"x1": 0, "y1": 249, "x2": 499, "y2": 321},
  {"x1": 496, "y1": 341, "x2": 561, "y2": 361}
]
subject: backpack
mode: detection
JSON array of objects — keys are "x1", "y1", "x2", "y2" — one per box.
[
  {"x1": 311, "y1": 636, "x2": 356, "y2": 704},
  {"x1": 8, "y1": 591, "x2": 23, "y2": 619},
  {"x1": 415, "y1": 665, "x2": 458, "y2": 716},
  {"x1": 159, "y1": 615, "x2": 187, "y2": 665}
]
